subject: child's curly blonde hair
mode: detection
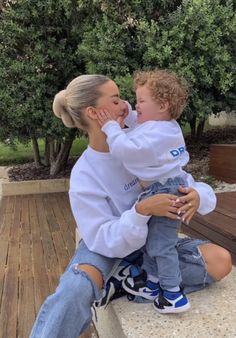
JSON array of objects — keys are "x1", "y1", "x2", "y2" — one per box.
[{"x1": 134, "y1": 69, "x2": 189, "y2": 119}]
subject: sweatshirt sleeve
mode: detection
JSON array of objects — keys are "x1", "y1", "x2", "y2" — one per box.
[
  {"x1": 69, "y1": 188, "x2": 150, "y2": 258},
  {"x1": 102, "y1": 121, "x2": 156, "y2": 167},
  {"x1": 184, "y1": 172, "x2": 217, "y2": 215},
  {"x1": 124, "y1": 106, "x2": 138, "y2": 128}
]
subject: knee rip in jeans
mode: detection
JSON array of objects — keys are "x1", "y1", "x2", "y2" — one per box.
[
  {"x1": 72, "y1": 263, "x2": 105, "y2": 290},
  {"x1": 71, "y1": 264, "x2": 103, "y2": 302},
  {"x1": 72, "y1": 263, "x2": 104, "y2": 282}
]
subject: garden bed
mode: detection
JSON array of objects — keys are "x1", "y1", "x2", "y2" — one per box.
[
  {"x1": 6, "y1": 127, "x2": 236, "y2": 183},
  {"x1": 7, "y1": 158, "x2": 77, "y2": 182}
]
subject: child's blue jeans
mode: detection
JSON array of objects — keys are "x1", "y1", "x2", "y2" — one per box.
[{"x1": 139, "y1": 176, "x2": 187, "y2": 289}]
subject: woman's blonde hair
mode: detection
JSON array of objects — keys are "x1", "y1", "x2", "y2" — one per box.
[
  {"x1": 134, "y1": 70, "x2": 189, "y2": 119},
  {"x1": 53, "y1": 74, "x2": 110, "y2": 129}
]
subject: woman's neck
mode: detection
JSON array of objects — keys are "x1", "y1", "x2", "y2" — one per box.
[{"x1": 88, "y1": 129, "x2": 109, "y2": 152}]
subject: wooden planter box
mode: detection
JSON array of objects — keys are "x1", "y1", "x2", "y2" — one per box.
[{"x1": 209, "y1": 144, "x2": 236, "y2": 183}]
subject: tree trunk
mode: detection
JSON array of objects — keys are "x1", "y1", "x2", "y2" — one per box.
[
  {"x1": 31, "y1": 136, "x2": 42, "y2": 168},
  {"x1": 55, "y1": 140, "x2": 61, "y2": 155},
  {"x1": 44, "y1": 137, "x2": 50, "y2": 166},
  {"x1": 196, "y1": 119, "x2": 206, "y2": 142},
  {"x1": 189, "y1": 117, "x2": 196, "y2": 141},
  {"x1": 49, "y1": 138, "x2": 56, "y2": 164},
  {"x1": 50, "y1": 136, "x2": 74, "y2": 176}
]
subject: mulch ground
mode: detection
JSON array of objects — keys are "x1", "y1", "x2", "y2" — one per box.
[
  {"x1": 8, "y1": 158, "x2": 77, "y2": 182},
  {"x1": 7, "y1": 127, "x2": 236, "y2": 182}
]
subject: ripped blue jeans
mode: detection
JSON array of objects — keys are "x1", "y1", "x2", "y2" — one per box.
[{"x1": 30, "y1": 238, "x2": 216, "y2": 338}]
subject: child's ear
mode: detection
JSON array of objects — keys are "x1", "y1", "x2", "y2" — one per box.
[
  {"x1": 160, "y1": 101, "x2": 170, "y2": 112},
  {"x1": 85, "y1": 106, "x2": 98, "y2": 120}
]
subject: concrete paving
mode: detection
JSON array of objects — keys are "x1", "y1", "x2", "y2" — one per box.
[{"x1": 95, "y1": 267, "x2": 236, "y2": 338}]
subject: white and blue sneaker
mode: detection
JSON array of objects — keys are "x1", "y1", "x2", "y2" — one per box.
[
  {"x1": 153, "y1": 288, "x2": 190, "y2": 313},
  {"x1": 95, "y1": 260, "x2": 132, "y2": 307},
  {"x1": 122, "y1": 266, "x2": 160, "y2": 301}
]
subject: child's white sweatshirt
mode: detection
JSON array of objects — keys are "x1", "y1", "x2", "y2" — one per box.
[
  {"x1": 102, "y1": 119, "x2": 189, "y2": 184},
  {"x1": 69, "y1": 146, "x2": 216, "y2": 258}
]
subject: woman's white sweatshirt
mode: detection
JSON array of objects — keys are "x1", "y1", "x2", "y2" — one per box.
[{"x1": 69, "y1": 146, "x2": 216, "y2": 258}]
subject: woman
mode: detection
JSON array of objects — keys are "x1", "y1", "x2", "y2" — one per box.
[{"x1": 30, "y1": 75, "x2": 232, "y2": 338}]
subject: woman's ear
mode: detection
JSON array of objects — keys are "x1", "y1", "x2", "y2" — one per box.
[{"x1": 85, "y1": 106, "x2": 98, "y2": 120}]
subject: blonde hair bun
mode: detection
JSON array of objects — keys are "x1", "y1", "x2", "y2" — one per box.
[{"x1": 53, "y1": 90, "x2": 76, "y2": 128}]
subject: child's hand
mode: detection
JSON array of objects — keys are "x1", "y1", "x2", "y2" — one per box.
[
  {"x1": 117, "y1": 100, "x2": 129, "y2": 128},
  {"x1": 122, "y1": 100, "x2": 130, "y2": 118},
  {"x1": 96, "y1": 109, "x2": 114, "y2": 127}
]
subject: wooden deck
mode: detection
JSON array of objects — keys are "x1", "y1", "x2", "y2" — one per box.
[
  {"x1": 182, "y1": 192, "x2": 236, "y2": 263},
  {"x1": 0, "y1": 193, "x2": 97, "y2": 338}
]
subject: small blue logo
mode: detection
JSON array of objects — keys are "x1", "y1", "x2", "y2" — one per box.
[{"x1": 170, "y1": 146, "x2": 186, "y2": 157}]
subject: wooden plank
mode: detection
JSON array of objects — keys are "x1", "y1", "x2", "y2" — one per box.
[
  {"x1": 21, "y1": 195, "x2": 30, "y2": 233},
  {"x1": 37, "y1": 200, "x2": 61, "y2": 293},
  {"x1": 52, "y1": 231, "x2": 70, "y2": 274},
  {"x1": 18, "y1": 232, "x2": 35, "y2": 338},
  {"x1": 0, "y1": 196, "x2": 7, "y2": 233},
  {"x1": 57, "y1": 193, "x2": 77, "y2": 234},
  {"x1": 50, "y1": 193, "x2": 70, "y2": 232},
  {"x1": 43, "y1": 194, "x2": 60, "y2": 232},
  {"x1": 215, "y1": 206, "x2": 236, "y2": 219},
  {"x1": 0, "y1": 239, "x2": 8, "y2": 311},
  {"x1": 0, "y1": 196, "x2": 20, "y2": 322},
  {"x1": 61, "y1": 229, "x2": 76, "y2": 258},
  {"x1": 29, "y1": 196, "x2": 50, "y2": 314},
  {"x1": 193, "y1": 212, "x2": 236, "y2": 240},
  {"x1": 0, "y1": 196, "x2": 22, "y2": 328},
  {"x1": 0, "y1": 197, "x2": 19, "y2": 338},
  {"x1": 0, "y1": 196, "x2": 8, "y2": 215},
  {"x1": 6, "y1": 195, "x2": 15, "y2": 214},
  {"x1": 0, "y1": 207, "x2": 10, "y2": 240},
  {"x1": 0, "y1": 197, "x2": 15, "y2": 239},
  {"x1": 51, "y1": 193, "x2": 76, "y2": 257}
]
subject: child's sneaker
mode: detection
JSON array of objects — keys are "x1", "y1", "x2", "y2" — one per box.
[
  {"x1": 153, "y1": 288, "x2": 190, "y2": 313},
  {"x1": 95, "y1": 259, "x2": 132, "y2": 307},
  {"x1": 122, "y1": 265, "x2": 160, "y2": 301}
]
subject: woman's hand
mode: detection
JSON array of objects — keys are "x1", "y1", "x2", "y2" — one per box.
[
  {"x1": 135, "y1": 187, "x2": 200, "y2": 224},
  {"x1": 135, "y1": 193, "x2": 181, "y2": 220},
  {"x1": 176, "y1": 186, "x2": 200, "y2": 224}
]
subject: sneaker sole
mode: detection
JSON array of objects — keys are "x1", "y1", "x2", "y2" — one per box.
[
  {"x1": 122, "y1": 280, "x2": 158, "y2": 301},
  {"x1": 153, "y1": 301, "x2": 191, "y2": 314}
]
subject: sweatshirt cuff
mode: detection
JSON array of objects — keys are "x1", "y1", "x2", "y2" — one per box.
[
  {"x1": 195, "y1": 184, "x2": 217, "y2": 215},
  {"x1": 101, "y1": 120, "x2": 120, "y2": 133},
  {"x1": 130, "y1": 204, "x2": 151, "y2": 225}
]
